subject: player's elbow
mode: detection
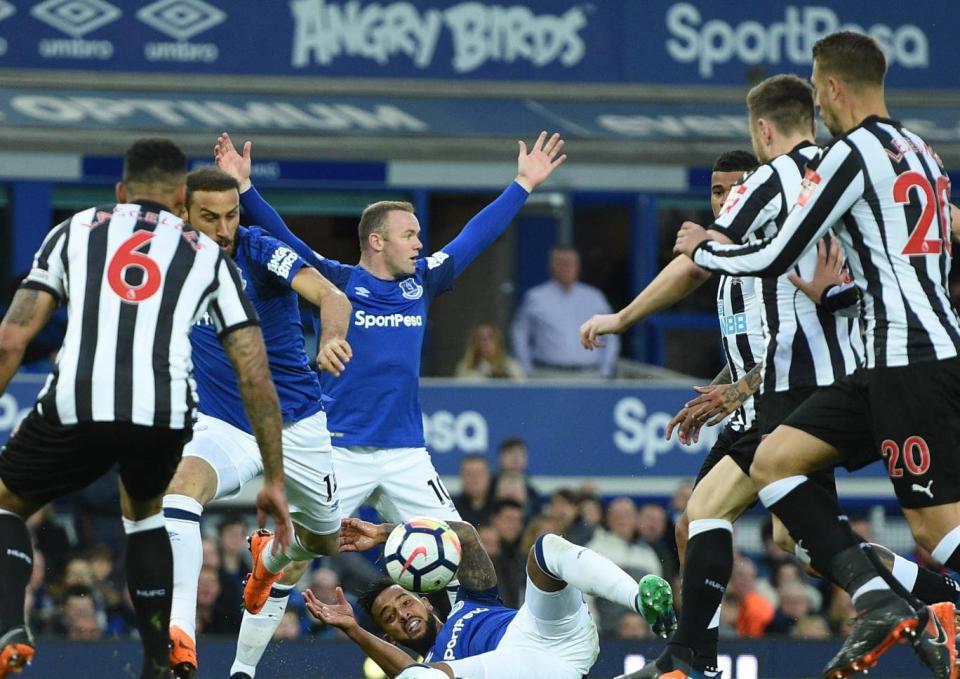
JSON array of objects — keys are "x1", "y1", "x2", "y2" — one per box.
[{"x1": 681, "y1": 258, "x2": 711, "y2": 282}]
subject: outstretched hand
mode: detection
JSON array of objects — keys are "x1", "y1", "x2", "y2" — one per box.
[
  {"x1": 515, "y1": 131, "x2": 566, "y2": 192},
  {"x1": 304, "y1": 587, "x2": 358, "y2": 632},
  {"x1": 579, "y1": 313, "x2": 623, "y2": 350},
  {"x1": 214, "y1": 132, "x2": 253, "y2": 191},
  {"x1": 339, "y1": 517, "x2": 388, "y2": 553}
]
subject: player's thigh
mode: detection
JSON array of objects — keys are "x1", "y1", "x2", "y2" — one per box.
[
  {"x1": 377, "y1": 448, "x2": 460, "y2": 522},
  {"x1": 113, "y1": 424, "x2": 192, "y2": 517},
  {"x1": 179, "y1": 414, "x2": 263, "y2": 501},
  {"x1": 281, "y1": 412, "x2": 341, "y2": 536},
  {"x1": 0, "y1": 410, "x2": 114, "y2": 511},
  {"x1": 693, "y1": 424, "x2": 746, "y2": 487},
  {"x1": 686, "y1": 455, "x2": 758, "y2": 523},
  {"x1": 330, "y1": 446, "x2": 383, "y2": 517},
  {"x1": 508, "y1": 604, "x2": 598, "y2": 675},
  {"x1": 867, "y1": 357, "x2": 960, "y2": 515},
  {"x1": 447, "y1": 648, "x2": 584, "y2": 679}
]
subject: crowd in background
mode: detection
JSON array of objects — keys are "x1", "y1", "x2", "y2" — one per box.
[{"x1": 19, "y1": 434, "x2": 952, "y2": 647}]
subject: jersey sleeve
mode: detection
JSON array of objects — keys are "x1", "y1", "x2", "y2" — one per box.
[
  {"x1": 248, "y1": 231, "x2": 309, "y2": 290},
  {"x1": 440, "y1": 181, "x2": 530, "y2": 279},
  {"x1": 710, "y1": 165, "x2": 781, "y2": 244},
  {"x1": 455, "y1": 586, "x2": 503, "y2": 606},
  {"x1": 822, "y1": 281, "x2": 860, "y2": 317},
  {"x1": 206, "y1": 253, "x2": 260, "y2": 337},
  {"x1": 693, "y1": 142, "x2": 864, "y2": 278},
  {"x1": 240, "y1": 186, "x2": 353, "y2": 289},
  {"x1": 421, "y1": 251, "x2": 457, "y2": 298},
  {"x1": 21, "y1": 219, "x2": 71, "y2": 303}
]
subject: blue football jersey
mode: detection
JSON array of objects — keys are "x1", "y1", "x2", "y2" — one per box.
[
  {"x1": 191, "y1": 227, "x2": 324, "y2": 433},
  {"x1": 425, "y1": 587, "x2": 516, "y2": 663},
  {"x1": 312, "y1": 253, "x2": 456, "y2": 447}
]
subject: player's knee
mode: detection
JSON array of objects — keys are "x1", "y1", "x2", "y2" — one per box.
[
  {"x1": 165, "y1": 457, "x2": 217, "y2": 504},
  {"x1": 295, "y1": 527, "x2": 340, "y2": 557},
  {"x1": 675, "y1": 511, "x2": 689, "y2": 546},
  {"x1": 749, "y1": 444, "x2": 780, "y2": 486}
]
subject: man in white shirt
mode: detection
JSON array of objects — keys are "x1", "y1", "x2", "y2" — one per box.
[{"x1": 511, "y1": 246, "x2": 619, "y2": 377}]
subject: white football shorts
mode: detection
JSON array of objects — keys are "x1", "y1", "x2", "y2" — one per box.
[
  {"x1": 445, "y1": 578, "x2": 600, "y2": 679},
  {"x1": 183, "y1": 411, "x2": 341, "y2": 535},
  {"x1": 332, "y1": 446, "x2": 461, "y2": 523}
]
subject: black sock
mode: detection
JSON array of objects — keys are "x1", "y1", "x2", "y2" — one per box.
[
  {"x1": 670, "y1": 525, "x2": 732, "y2": 662},
  {"x1": 125, "y1": 525, "x2": 173, "y2": 679},
  {"x1": 761, "y1": 478, "x2": 859, "y2": 578},
  {"x1": 914, "y1": 568, "x2": 960, "y2": 605},
  {"x1": 0, "y1": 514, "x2": 32, "y2": 633},
  {"x1": 697, "y1": 626, "x2": 719, "y2": 669}
]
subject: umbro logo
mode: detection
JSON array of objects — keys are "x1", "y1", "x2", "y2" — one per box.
[
  {"x1": 136, "y1": 0, "x2": 225, "y2": 42},
  {"x1": 354, "y1": 286, "x2": 371, "y2": 298},
  {"x1": 31, "y1": 0, "x2": 121, "y2": 38}
]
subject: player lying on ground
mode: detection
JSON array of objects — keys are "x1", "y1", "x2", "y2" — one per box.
[
  {"x1": 161, "y1": 167, "x2": 352, "y2": 679},
  {"x1": 211, "y1": 130, "x2": 566, "y2": 678},
  {"x1": 299, "y1": 517, "x2": 674, "y2": 679}
]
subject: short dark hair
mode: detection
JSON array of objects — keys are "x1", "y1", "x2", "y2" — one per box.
[
  {"x1": 122, "y1": 138, "x2": 186, "y2": 188},
  {"x1": 551, "y1": 488, "x2": 579, "y2": 505},
  {"x1": 712, "y1": 150, "x2": 758, "y2": 174},
  {"x1": 813, "y1": 31, "x2": 887, "y2": 88},
  {"x1": 217, "y1": 513, "x2": 246, "y2": 534},
  {"x1": 186, "y1": 166, "x2": 240, "y2": 208},
  {"x1": 358, "y1": 200, "x2": 415, "y2": 251},
  {"x1": 747, "y1": 74, "x2": 814, "y2": 134},
  {"x1": 460, "y1": 453, "x2": 488, "y2": 469},
  {"x1": 498, "y1": 437, "x2": 526, "y2": 454},
  {"x1": 358, "y1": 578, "x2": 397, "y2": 619},
  {"x1": 492, "y1": 498, "x2": 524, "y2": 515}
]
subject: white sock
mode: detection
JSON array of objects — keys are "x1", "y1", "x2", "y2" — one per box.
[
  {"x1": 163, "y1": 494, "x2": 204, "y2": 640},
  {"x1": 231, "y1": 584, "x2": 293, "y2": 678},
  {"x1": 535, "y1": 533, "x2": 640, "y2": 611},
  {"x1": 852, "y1": 576, "x2": 889, "y2": 604},
  {"x1": 932, "y1": 525, "x2": 960, "y2": 566},
  {"x1": 891, "y1": 554, "x2": 920, "y2": 591},
  {"x1": 261, "y1": 533, "x2": 318, "y2": 574}
]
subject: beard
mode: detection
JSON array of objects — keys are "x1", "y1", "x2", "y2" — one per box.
[{"x1": 402, "y1": 615, "x2": 441, "y2": 657}]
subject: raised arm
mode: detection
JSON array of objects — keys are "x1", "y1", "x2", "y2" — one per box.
[
  {"x1": 677, "y1": 143, "x2": 864, "y2": 277},
  {"x1": 0, "y1": 288, "x2": 57, "y2": 393},
  {"x1": 290, "y1": 268, "x2": 353, "y2": 376},
  {"x1": 441, "y1": 131, "x2": 566, "y2": 278}
]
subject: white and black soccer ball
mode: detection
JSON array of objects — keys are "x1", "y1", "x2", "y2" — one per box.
[
  {"x1": 396, "y1": 663, "x2": 450, "y2": 679},
  {"x1": 384, "y1": 518, "x2": 462, "y2": 593}
]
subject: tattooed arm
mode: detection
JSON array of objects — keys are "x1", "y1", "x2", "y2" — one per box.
[
  {"x1": 684, "y1": 362, "x2": 764, "y2": 428},
  {"x1": 710, "y1": 364, "x2": 732, "y2": 386},
  {"x1": 340, "y1": 519, "x2": 498, "y2": 591},
  {"x1": 0, "y1": 288, "x2": 57, "y2": 394}
]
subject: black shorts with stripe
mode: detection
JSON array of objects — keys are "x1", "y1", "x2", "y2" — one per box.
[
  {"x1": 783, "y1": 357, "x2": 960, "y2": 509},
  {"x1": 0, "y1": 409, "x2": 189, "y2": 506},
  {"x1": 695, "y1": 424, "x2": 760, "y2": 486}
]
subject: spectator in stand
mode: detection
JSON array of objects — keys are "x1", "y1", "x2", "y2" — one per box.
[
  {"x1": 764, "y1": 581, "x2": 813, "y2": 635},
  {"x1": 494, "y1": 438, "x2": 543, "y2": 515},
  {"x1": 492, "y1": 472, "x2": 536, "y2": 520},
  {"x1": 792, "y1": 614, "x2": 832, "y2": 640},
  {"x1": 55, "y1": 585, "x2": 101, "y2": 636},
  {"x1": 67, "y1": 612, "x2": 103, "y2": 641},
  {"x1": 585, "y1": 497, "x2": 662, "y2": 635},
  {"x1": 487, "y1": 500, "x2": 526, "y2": 609},
  {"x1": 477, "y1": 525, "x2": 501, "y2": 561},
  {"x1": 201, "y1": 536, "x2": 221, "y2": 572},
  {"x1": 196, "y1": 566, "x2": 240, "y2": 634},
  {"x1": 511, "y1": 245, "x2": 619, "y2": 378},
  {"x1": 455, "y1": 323, "x2": 525, "y2": 380},
  {"x1": 307, "y1": 568, "x2": 350, "y2": 638},
  {"x1": 453, "y1": 454, "x2": 494, "y2": 526},
  {"x1": 728, "y1": 556, "x2": 774, "y2": 638},
  {"x1": 579, "y1": 494, "x2": 604, "y2": 535},
  {"x1": 546, "y1": 488, "x2": 593, "y2": 545},
  {"x1": 637, "y1": 503, "x2": 678, "y2": 579},
  {"x1": 217, "y1": 514, "x2": 250, "y2": 591},
  {"x1": 616, "y1": 611, "x2": 652, "y2": 640}
]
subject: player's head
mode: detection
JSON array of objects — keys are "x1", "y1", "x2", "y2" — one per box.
[
  {"x1": 549, "y1": 246, "x2": 580, "y2": 288},
  {"x1": 710, "y1": 150, "x2": 758, "y2": 218},
  {"x1": 358, "y1": 200, "x2": 421, "y2": 277},
  {"x1": 746, "y1": 74, "x2": 815, "y2": 163},
  {"x1": 811, "y1": 31, "x2": 887, "y2": 136},
  {"x1": 117, "y1": 138, "x2": 188, "y2": 213},
  {"x1": 359, "y1": 579, "x2": 442, "y2": 654},
  {"x1": 184, "y1": 166, "x2": 242, "y2": 254}
]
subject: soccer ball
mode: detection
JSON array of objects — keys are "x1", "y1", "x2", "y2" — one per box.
[
  {"x1": 384, "y1": 518, "x2": 461, "y2": 593},
  {"x1": 396, "y1": 664, "x2": 450, "y2": 678}
]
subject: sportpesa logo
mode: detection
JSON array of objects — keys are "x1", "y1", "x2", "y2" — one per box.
[{"x1": 354, "y1": 310, "x2": 423, "y2": 329}]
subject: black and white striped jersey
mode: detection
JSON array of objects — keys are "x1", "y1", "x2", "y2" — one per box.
[
  {"x1": 716, "y1": 274, "x2": 764, "y2": 430},
  {"x1": 694, "y1": 117, "x2": 957, "y2": 369},
  {"x1": 21, "y1": 200, "x2": 258, "y2": 429},
  {"x1": 708, "y1": 142, "x2": 863, "y2": 393}
]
